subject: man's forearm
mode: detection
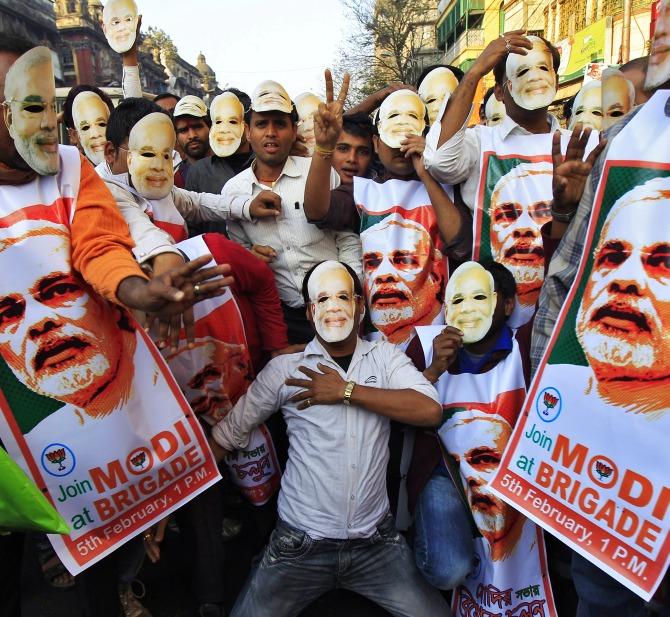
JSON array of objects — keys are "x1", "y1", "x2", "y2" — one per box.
[
  {"x1": 350, "y1": 385, "x2": 441, "y2": 427},
  {"x1": 304, "y1": 156, "x2": 334, "y2": 220},
  {"x1": 437, "y1": 70, "x2": 482, "y2": 148},
  {"x1": 420, "y1": 172, "x2": 462, "y2": 245}
]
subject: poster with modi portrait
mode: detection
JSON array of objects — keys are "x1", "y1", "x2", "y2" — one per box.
[{"x1": 489, "y1": 90, "x2": 670, "y2": 601}]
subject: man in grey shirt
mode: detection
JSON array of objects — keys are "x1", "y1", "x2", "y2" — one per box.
[{"x1": 210, "y1": 260, "x2": 449, "y2": 617}]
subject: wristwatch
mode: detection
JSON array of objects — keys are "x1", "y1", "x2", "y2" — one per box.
[
  {"x1": 550, "y1": 205, "x2": 577, "y2": 223},
  {"x1": 343, "y1": 380, "x2": 356, "y2": 406}
]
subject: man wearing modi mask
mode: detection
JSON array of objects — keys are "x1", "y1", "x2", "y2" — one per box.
[
  {"x1": 569, "y1": 80, "x2": 602, "y2": 131},
  {"x1": 417, "y1": 65, "x2": 462, "y2": 125},
  {"x1": 484, "y1": 90, "x2": 507, "y2": 127},
  {"x1": 295, "y1": 92, "x2": 322, "y2": 156},
  {"x1": 71, "y1": 89, "x2": 110, "y2": 165},
  {"x1": 209, "y1": 91, "x2": 245, "y2": 158},
  {"x1": 102, "y1": 0, "x2": 139, "y2": 54},
  {"x1": 127, "y1": 111, "x2": 175, "y2": 200},
  {"x1": 602, "y1": 68, "x2": 636, "y2": 131},
  {"x1": 207, "y1": 259, "x2": 449, "y2": 616},
  {"x1": 377, "y1": 88, "x2": 427, "y2": 149}
]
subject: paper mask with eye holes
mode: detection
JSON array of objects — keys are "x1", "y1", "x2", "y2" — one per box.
[
  {"x1": 308, "y1": 261, "x2": 357, "y2": 343},
  {"x1": 377, "y1": 89, "x2": 426, "y2": 149},
  {"x1": 102, "y1": 0, "x2": 139, "y2": 54},
  {"x1": 127, "y1": 112, "x2": 175, "y2": 200},
  {"x1": 209, "y1": 92, "x2": 245, "y2": 158},
  {"x1": 444, "y1": 262, "x2": 497, "y2": 344}
]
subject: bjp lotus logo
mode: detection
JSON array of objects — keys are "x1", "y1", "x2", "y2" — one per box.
[
  {"x1": 536, "y1": 387, "x2": 561, "y2": 422},
  {"x1": 46, "y1": 447, "x2": 67, "y2": 471},
  {"x1": 595, "y1": 461, "x2": 613, "y2": 481},
  {"x1": 588, "y1": 456, "x2": 618, "y2": 487},
  {"x1": 40, "y1": 443, "x2": 76, "y2": 477},
  {"x1": 131, "y1": 451, "x2": 147, "y2": 470},
  {"x1": 542, "y1": 392, "x2": 559, "y2": 416},
  {"x1": 126, "y1": 447, "x2": 154, "y2": 475}
]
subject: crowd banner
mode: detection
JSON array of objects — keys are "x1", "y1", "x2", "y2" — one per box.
[
  {"x1": 489, "y1": 91, "x2": 670, "y2": 600},
  {"x1": 165, "y1": 236, "x2": 281, "y2": 507},
  {"x1": 356, "y1": 178, "x2": 451, "y2": 348},
  {"x1": 416, "y1": 326, "x2": 556, "y2": 617},
  {"x1": 0, "y1": 153, "x2": 220, "y2": 574},
  {"x1": 474, "y1": 130, "x2": 599, "y2": 329}
]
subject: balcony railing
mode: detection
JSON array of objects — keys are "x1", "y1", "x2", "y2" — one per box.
[{"x1": 444, "y1": 29, "x2": 485, "y2": 64}]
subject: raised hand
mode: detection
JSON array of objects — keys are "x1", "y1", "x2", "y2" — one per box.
[
  {"x1": 472, "y1": 30, "x2": 532, "y2": 78},
  {"x1": 313, "y1": 69, "x2": 350, "y2": 151},
  {"x1": 551, "y1": 125, "x2": 607, "y2": 214}
]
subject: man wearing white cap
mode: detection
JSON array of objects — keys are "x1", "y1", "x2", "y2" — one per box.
[
  {"x1": 173, "y1": 95, "x2": 213, "y2": 188},
  {"x1": 224, "y1": 80, "x2": 362, "y2": 344}
]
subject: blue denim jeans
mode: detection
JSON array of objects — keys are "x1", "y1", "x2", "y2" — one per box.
[
  {"x1": 230, "y1": 513, "x2": 449, "y2": 617},
  {"x1": 413, "y1": 462, "x2": 475, "y2": 590},
  {"x1": 572, "y1": 552, "x2": 649, "y2": 617}
]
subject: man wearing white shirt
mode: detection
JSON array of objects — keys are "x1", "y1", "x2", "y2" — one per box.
[
  {"x1": 210, "y1": 261, "x2": 448, "y2": 617},
  {"x1": 423, "y1": 32, "x2": 564, "y2": 212},
  {"x1": 223, "y1": 82, "x2": 362, "y2": 343}
]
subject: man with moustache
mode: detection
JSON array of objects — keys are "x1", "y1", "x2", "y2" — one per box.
[
  {"x1": 0, "y1": 42, "x2": 230, "y2": 617},
  {"x1": 223, "y1": 79, "x2": 362, "y2": 343},
  {"x1": 208, "y1": 260, "x2": 449, "y2": 617},
  {"x1": 488, "y1": 161, "x2": 553, "y2": 310},
  {"x1": 571, "y1": 177, "x2": 670, "y2": 416},
  {"x1": 173, "y1": 95, "x2": 212, "y2": 188}
]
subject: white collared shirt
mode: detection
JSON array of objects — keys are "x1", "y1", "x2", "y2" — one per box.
[
  {"x1": 212, "y1": 337, "x2": 439, "y2": 539},
  {"x1": 423, "y1": 112, "x2": 565, "y2": 212},
  {"x1": 223, "y1": 156, "x2": 363, "y2": 308}
]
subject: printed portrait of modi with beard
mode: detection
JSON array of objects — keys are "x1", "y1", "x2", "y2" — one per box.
[
  {"x1": 488, "y1": 161, "x2": 553, "y2": 309},
  {"x1": 361, "y1": 212, "x2": 445, "y2": 345},
  {"x1": 0, "y1": 220, "x2": 136, "y2": 420},
  {"x1": 576, "y1": 176, "x2": 670, "y2": 416}
]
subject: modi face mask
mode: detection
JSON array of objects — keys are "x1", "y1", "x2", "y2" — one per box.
[
  {"x1": 485, "y1": 95, "x2": 507, "y2": 127},
  {"x1": 295, "y1": 92, "x2": 322, "y2": 156},
  {"x1": 418, "y1": 67, "x2": 459, "y2": 125},
  {"x1": 444, "y1": 262, "x2": 497, "y2": 344},
  {"x1": 308, "y1": 261, "x2": 357, "y2": 343},
  {"x1": 505, "y1": 36, "x2": 557, "y2": 110},
  {"x1": 209, "y1": 92, "x2": 245, "y2": 158},
  {"x1": 569, "y1": 81, "x2": 602, "y2": 131},
  {"x1": 251, "y1": 80, "x2": 292, "y2": 114},
  {"x1": 3, "y1": 47, "x2": 59, "y2": 176},
  {"x1": 127, "y1": 112, "x2": 175, "y2": 200},
  {"x1": 72, "y1": 91, "x2": 110, "y2": 165},
  {"x1": 102, "y1": 0, "x2": 139, "y2": 53},
  {"x1": 377, "y1": 89, "x2": 426, "y2": 149}
]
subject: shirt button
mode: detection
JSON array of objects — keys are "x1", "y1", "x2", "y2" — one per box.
[
  {"x1": 350, "y1": 494, "x2": 355, "y2": 501},
  {"x1": 351, "y1": 464, "x2": 357, "y2": 469},
  {"x1": 348, "y1": 523, "x2": 353, "y2": 528}
]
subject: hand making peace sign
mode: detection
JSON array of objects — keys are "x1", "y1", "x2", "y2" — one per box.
[{"x1": 313, "y1": 69, "x2": 351, "y2": 152}]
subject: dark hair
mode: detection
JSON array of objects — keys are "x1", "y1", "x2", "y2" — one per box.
[
  {"x1": 62, "y1": 85, "x2": 114, "y2": 129},
  {"x1": 482, "y1": 86, "x2": 496, "y2": 109},
  {"x1": 493, "y1": 36, "x2": 561, "y2": 87},
  {"x1": 0, "y1": 35, "x2": 35, "y2": 57},
  {"x1": 301, "y1": 261, "x2": 363, "y2": 306},
  {"x1": 106, "y1": 97, "x2": 166, "y2": 149},
  {"x1": 481, "y1": 260, "x2": 516, "y2": 300},
  {"x1": 415, "y1": 64, "x2": 465, "y2": 89},
  {"x1": 223, "y1": 87, "x2": 251, "y2": 113},
  {"x1": 563, "y1": 95, "x2": 575, "y2": 122},
  {"x1": 342, "y1": 112, "x2": 375, "y2": 142},
  {"x1": 153, "y1": 92, "x2": 180, "y2": 105}
]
